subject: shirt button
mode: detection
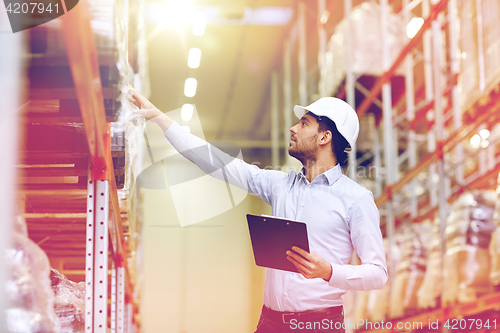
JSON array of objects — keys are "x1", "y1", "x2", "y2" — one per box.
[
  {"x1": 301, "y1": 204, "x2": 305, "y2": 207},
  {"x1": 284, "y1": 292, "x2": 288, "y2": 297},
  {"x1": 308, "y1": 185, "x2": 311, "y2": 188}
]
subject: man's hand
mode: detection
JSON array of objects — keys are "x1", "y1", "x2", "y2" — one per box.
[
  {"x1": 127, "y1": 85, "x2": 163, "y2": 120},
  {"x1": 127, "y1": 85, "x2": 174, "y2": 131},
  {"x1": 286, "y1": 246, "x2": 332, "y2": 281}
]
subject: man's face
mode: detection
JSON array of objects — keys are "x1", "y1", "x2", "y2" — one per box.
[{"x1": 288, "y1": 114, "x2": 320, "y2": 164}]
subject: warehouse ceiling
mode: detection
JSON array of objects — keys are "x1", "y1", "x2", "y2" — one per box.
[
  {"x1": 144, "y1": 0, "x2": 394, "y2": 158},
  {"x1": 145, "y1": 0, "x2": 299, "y2": 150}
]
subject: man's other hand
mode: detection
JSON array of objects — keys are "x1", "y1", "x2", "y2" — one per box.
[{"x1": 286, "y1": 246, "x2": 332, "y2": 281}]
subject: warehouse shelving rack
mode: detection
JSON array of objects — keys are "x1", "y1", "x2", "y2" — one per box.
[
  {"x1": 271, "y1": 0, "x2": 500, "y2": 330},
  {"x1": 336, "y1": 0, "x2": 500, "y2": 328},
  {"x1": 14, "y1": 1, "x2": 139, "y2": 332}
]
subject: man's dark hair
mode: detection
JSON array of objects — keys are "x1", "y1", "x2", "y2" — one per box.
[{"x1": 306, "y1": 112, "x2": 349, "y2": 164}]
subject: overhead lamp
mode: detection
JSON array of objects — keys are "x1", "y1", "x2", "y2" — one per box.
[
  {"x1": 188, "y1": 48, "x2": 201, "y2": 68},
  {"x1": 479, "y1": 129, "x2": 490, "y2": 140},
  {"x1": 181, "y1": 104, "x2": 194, "y2": 121},
  {"x1": 184, "y1": 78, "x2": 197, "y2": 97},
  {"x1": 470, "y1": 134, "x2": 481, "y2": 148},
  {"x1": 193, "y1": 12, "x2": 206, "y2": 36},
  {"x1": 406, "y1": 17, "x2": 424, "y2": 38},
  {"x1": 320, "y1": 10, "x2": 330, "y2": 24}
]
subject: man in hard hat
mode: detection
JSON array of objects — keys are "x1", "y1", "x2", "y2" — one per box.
[{"x1": 130, "y1": 87, "x2": 387, "y2": 333}]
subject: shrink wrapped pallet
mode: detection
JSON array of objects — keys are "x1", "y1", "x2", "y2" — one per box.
[
  {"x1": 458, "y1": 0, "x2": 500, "y2": 109},
  {"x1": 490, "y1": 173, "x2": 500, "y2": 286},
  {"x1": 389, "y1": 222, "x2": 430, "y2": 319},
  {"x1": 491, "y1": 228, "x2": 500, "y2": 285},
  {"x1": 443, "y1": 191, "x2": 496, "y2": 305},
  {"x1": 417, "y1": 220, "x2": 442, "y2": 309},
  {"x1": 319, "y1": 2, "x2": 407, "y2": 97},
  {"x1": 366, "y1": 284, "x2": 390, "y2": 322},
  {"x1": 50, "y1": 269, "x2": 86, "y2": 333},
  {"x1": 352, "y1": 291, "x2": 370, "y2": 324},
  {"x1": 366, "y1": 239, "x2": 393, "y2": 322},
  {"x1": 28, "y1": 0, "x2": 133, "y2": 121},
  {"x1": 3, "y1": 215, "x2": 60, "y2": 333}
]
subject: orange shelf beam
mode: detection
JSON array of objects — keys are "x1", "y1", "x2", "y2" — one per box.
[
  {"x1": 60, "y1": 0, "x2": 132, "y2": 297},
  {"x1": 355, "y1": 0, "x2": 449, "y2": 119},
  {"x1": 359, "y1": 291, "x2": 500, "y2": 333},
  {"x1": 375, "y1": 94, "x2": 500, "y2": 207}
]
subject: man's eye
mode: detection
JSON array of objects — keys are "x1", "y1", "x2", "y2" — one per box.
[{"x1": 302, "y1": 122, "x2": 306, "y2": 126}]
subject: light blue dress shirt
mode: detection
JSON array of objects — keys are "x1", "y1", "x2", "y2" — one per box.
[{"x1": 165, "y1": 121, "x2": 388, "y2": 312}]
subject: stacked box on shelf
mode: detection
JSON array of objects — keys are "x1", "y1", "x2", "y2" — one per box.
[
  {"x1": 389, "y1": 222, "x2": 430, "y2": 319},
  {"x1": 417, "y1": 219, "x2": 442, "y2": 310},
  {"x1": 443, "y1": 191, "x2": 496, "y2": 305},
  {"x1": 458, "y1": 0, "x2": 500, "y2": 111},
  {"x1": 365, "y1": 238, "x2": 392, "y2": 322},
  {"x1": 115, "y1": 116, "x2": 144, "y2": 297},
  {"x1": 128, "y1": 0, "x2": 150, "y2": 96},
  {"x1": 490, "y1": 173, "x2": 500, "y2": 287},
  {"x1": 26, "y1": 0, "x2": 133, "y2": 192},
  {"x1": 319, "y1": 1, "x2": 407, "y2": 98},
  {"x1": 28, "y1": 0, "x2": 130, "y2": 119}
]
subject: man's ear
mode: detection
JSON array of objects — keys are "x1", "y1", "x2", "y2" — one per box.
[{"x1": 318, "y1": 130, "x2": 332, "y2": 147}]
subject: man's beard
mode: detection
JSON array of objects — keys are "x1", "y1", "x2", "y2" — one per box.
[{"x1": 288, "y1": 135, "x2": 318, "y2": 164}]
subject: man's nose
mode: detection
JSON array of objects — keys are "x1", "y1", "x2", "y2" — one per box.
[{"x1": 290, "y1": 123, "x2": 298, "y2": 134}]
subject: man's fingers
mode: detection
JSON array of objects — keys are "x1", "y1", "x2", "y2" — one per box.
[
  {"x1": 287, "y1": 254, "x2": 307, "y2": 270},
  {"x1": 291, "y1": 246, "x2": 311, "y2": 259}
]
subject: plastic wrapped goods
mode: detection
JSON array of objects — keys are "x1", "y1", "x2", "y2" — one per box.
[
  {"x1": 4, "y1": 215, "x2": 60, "y2": 333},
  {"x1": 417, "y1": 221, "x2": 442, "y2": 309},
  {"x1": 50, "y1": 269, "x2": 85, "y2": 333},
  {"x1": 458, "y1": 0, "x2": 500, "y2": 109},
  {"x1": 366, "y1": 238, "x2": 392, "y2": 322},
  {"x1": 490, "y1": 173, "x2": 500, "y2": 286},
  {"x1": 491, "y1": 228, "x2": 500, "y2": 285},
  {"x1": 389, "y1": 222, "x2": 430, "y2": 319},
  {"x1": 319, "y1": 2, "x2": 407, "y2": 97},
  {"x1": 443, "y1": 191, "x2": 496, "y2": 304}
]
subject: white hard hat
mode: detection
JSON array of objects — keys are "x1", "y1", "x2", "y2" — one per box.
[{"x1": 293, "y1": 97, "x2": 359, "y2": 149}]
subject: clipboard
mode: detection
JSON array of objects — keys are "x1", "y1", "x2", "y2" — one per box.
[{"x1": 246, "y1": 214, "x2": 310, "y2": 273}]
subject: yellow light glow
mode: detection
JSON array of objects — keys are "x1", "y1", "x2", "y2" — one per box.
[
  {"x1": 154, "y1": 0, "x2": 195, "y2": 29},
  {"x1": 181, "y1": 104, "x2": 194, "y2": 121},
  {"x1": 188, "y1": 48, "x2": 201, "y2": 68},
  {"x1": 406, "y1": 17, "x2": 424, "y2": 38},
  {"x1": 470, "y1": 134, "x2": 481, "y2": 148},
  {"x1": 479, "y1": 129, "x2": 490, "y2": 140},
  {"x1": 192, "y1": 12, "x2": 206, "y2": 36},
  {"x1": 184, "y1": 78, "x2": 197, "y2": 97},
  {"x1": 320, "y1": 10, "x2": 330, "y2": 24}
]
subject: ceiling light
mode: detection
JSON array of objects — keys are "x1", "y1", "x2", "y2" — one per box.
[
  {"x1": 193, "y1": 12, "x2": 206, "y2": 36},
  {"x1": 184, "y1": 78, "x2": 197, "y2": 97},
  {"x1": 470, "y1": 134, "x2": 481, "y2": 148},
  {"x1": 181, "y1": 104, "x2": 194, "y2": 121},
  {"x1": 320, "y1": 10, "x2": 330, "y2": 24},
  {"x1": 406, "y1": 17, "x2": 424, "y2": 39},
  {"x1": 188, "y1": 48, "x2": 201, "y2": 68},
  {"x1": 181, "y1": 125, "x2": 191, "y2": 133},
  {"x1": 481, "y1": 140, "x2": 489, "y2": 148},
  {"x1": 479, "y1": 129, "x2": 490, "y2": 140}
]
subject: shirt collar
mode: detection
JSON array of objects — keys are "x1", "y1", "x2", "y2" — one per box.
[{"x1": 297, "y1": 164, "x2": 342, "y2": 186}]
